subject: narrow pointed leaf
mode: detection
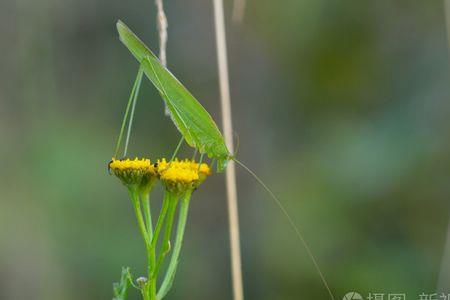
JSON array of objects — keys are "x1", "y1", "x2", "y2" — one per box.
[
  {"x1": 117, "y1": 20, "x2": 230, "y2": 171},
  {"x1": 113, "y1": 267, "x2": 133, "y2": 300}
]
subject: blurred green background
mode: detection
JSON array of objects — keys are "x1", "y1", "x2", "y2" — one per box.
[{"x1": 1, "y1": 0, "x2": 450, "y2": 299}]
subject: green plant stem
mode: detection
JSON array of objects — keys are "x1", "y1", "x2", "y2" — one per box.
[
  {"x1": 149, "y1": 279, "x2": 156, "y2": 300},
  {"x1": 129, "y1": 188, "x2": 151, "y2": 248},
  {"x1": 151, "y1": 192, "x2": 171, "y2": 248},
  {"x1": 153, "y1": 194, "x2": 178, "y2": 277},
  {"x1": 148, "y1": 191, "x2": 172, "y2": 299},
  {"x1": 157, "y1": 191, "x2": 192, "y2": 299},
  {"x1": 128, "y1": 188, "x2": 154, "y2": 300},
  {"x1": 141, "y1": 192, "x2": 153, "y2": 240},
  {"x1": 140, "y1": 191, "x2": 156, "y2": 300},
  {"x1": 141, "y1": 287, "x2": 149, "y2": 300}
]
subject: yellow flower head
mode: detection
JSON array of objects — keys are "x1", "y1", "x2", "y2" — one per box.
[
  {"x1": 109, "y1": 157, "x2": 157, "y2": 192},
  {"x1": 191, "y1": 161, "x2": 212, "y2": 180},
  {"x1": 156, "y1": 158, "x2": 211, "y2": 194}
]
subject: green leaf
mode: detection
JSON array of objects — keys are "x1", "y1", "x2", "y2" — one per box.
[
  {"x1": 113, "y1": 267, "x2": 133, "y2": 300},
  {"x1": 116, "y1": 20, "x2": 230, "y2": 171}
]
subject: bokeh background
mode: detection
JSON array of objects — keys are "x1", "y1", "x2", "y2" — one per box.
[{"x1": 1, "y1": 0, "x2": 450, "y2": 299}]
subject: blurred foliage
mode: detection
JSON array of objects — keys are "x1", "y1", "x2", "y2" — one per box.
[{"x1": 0, "y1": 0, "x2": 449, "y2": 299}]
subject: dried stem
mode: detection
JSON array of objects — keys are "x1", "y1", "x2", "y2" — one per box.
[
  {"x1": 155, "y1": 0, "x2": 170, "y2": 116},
  {"x1": 213, "y1": 1, "x2": 244, "y2": 300},
  {"x1": 155, "y1": 0, "x2": 168, "y2": 66}
]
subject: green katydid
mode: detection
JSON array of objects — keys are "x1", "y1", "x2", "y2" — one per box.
[
  {"x1": 116, "y1": 20, "x2": 335, "y2": 300},
  {"x1": 117, "y1": 20, "x2": 230, "y2": 172}
]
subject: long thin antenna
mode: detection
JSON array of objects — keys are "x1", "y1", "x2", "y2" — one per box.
[
  {"x1": 212, "y1": 1, "x2": 244, "y2": 300},
  {"x1": 234, "y1": 159, "x2": 335, "y2": 300}
]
